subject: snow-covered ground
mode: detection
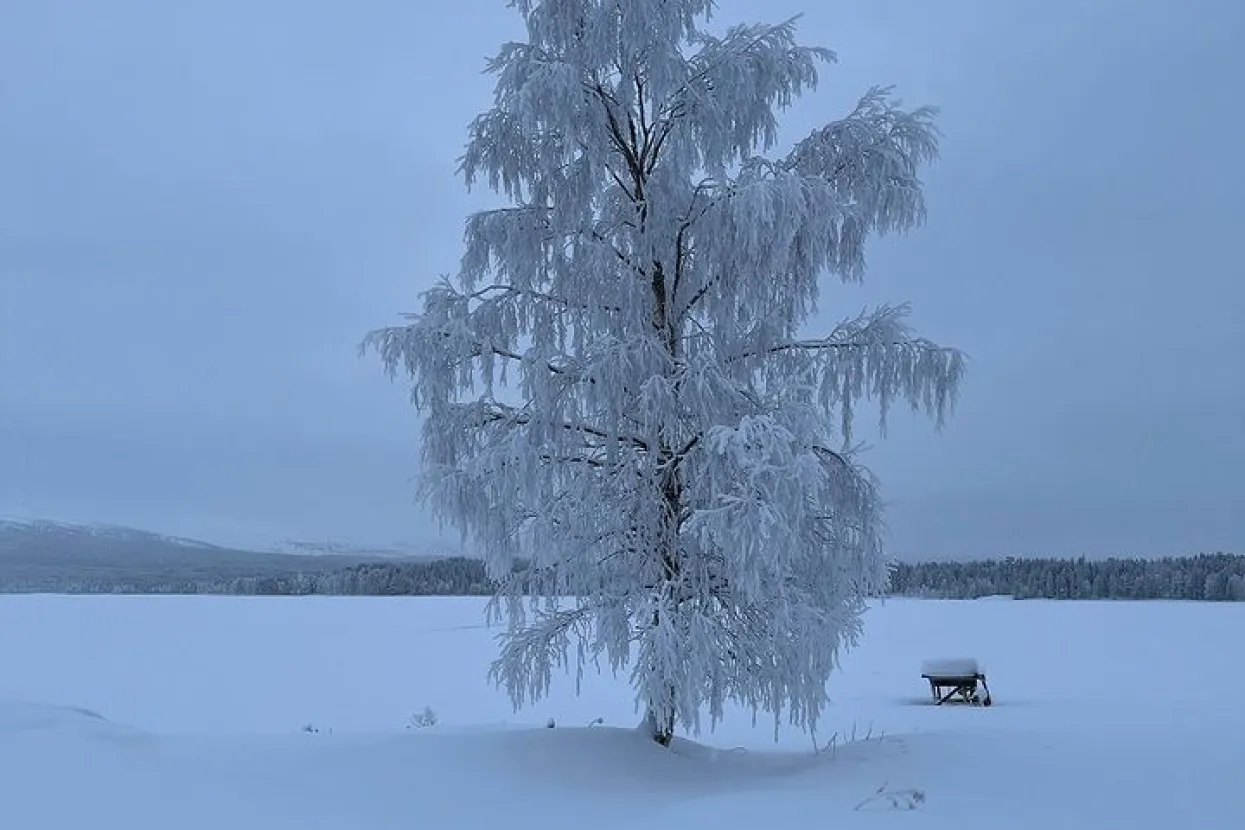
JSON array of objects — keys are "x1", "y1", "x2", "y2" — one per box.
[{"x1": 1, "y1": 595, "x2": 1241, "y2": 828}]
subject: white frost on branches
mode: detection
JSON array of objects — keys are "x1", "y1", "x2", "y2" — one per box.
[{"x1": 366, "y1": 0, "x2": 965, "y2": 746}]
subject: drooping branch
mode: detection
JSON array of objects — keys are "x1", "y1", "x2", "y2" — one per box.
[
  {"x1": 698, "y1": 305, "x2": 967, "y2": 443},
  {"x1": 727, "y1": 304, "x2": 941, "y2": 360},
  {"x1": 486, "y1": 604, "x2": 596, "y2": 707},
  {"x1": 463, "y1": 208, "x2": 644, "y2": 290},
  {"x1": 451, "y1": 399, "x2": 652, "y2": 452},
  {"x1": 782, "y1": 86, "x2": 940, "y2": 279},
  {"x1": 664, "y1": 18, "x2": 833, "y2": 169},
  {"x1": 366, "y1": 323, "x2": 575, "y2": 380},
  {"x1": 461, "y1": 280, "x2": 624, "y2": 316}
]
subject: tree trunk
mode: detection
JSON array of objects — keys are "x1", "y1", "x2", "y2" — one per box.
[
  {"x1": 639, "y1": 174, "x2": 685, "y2": 749},
  {"x1": 642, "y1": 698, "x2": 676, "y2": 746}
]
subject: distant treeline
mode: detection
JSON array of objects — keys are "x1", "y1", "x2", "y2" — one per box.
[
  {"x1": 0, "y1": 557, "x2": 497, "y2": 596},
  {"x1": 888, "y1": 554, "x2": 1245, "y2": 601},
  {"x1": 224, "y1": 558, "x2": 497, "y2": 596},
  {"x1": 3, "y1": 552, "x2": 1244, "y2": 600}
]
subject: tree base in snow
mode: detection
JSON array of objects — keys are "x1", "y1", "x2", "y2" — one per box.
[{"x1": 641, "y1": 710, "x2": 674, "y2": 747}]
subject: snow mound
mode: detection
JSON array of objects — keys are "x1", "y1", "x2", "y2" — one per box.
[
  {"x1": 920, "y1": 658, "x2": 982, "y2": 677},
  {"x1": 0, "y1": 707, "x2": 916, "y2": 829},
  {"x1": 387, "y1": 724, "x2": 836, "y2": 797},
  {"x1": 0, "y1": 701, "x2": 146, "y2": 742}
]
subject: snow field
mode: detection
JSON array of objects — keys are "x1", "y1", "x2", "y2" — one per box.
[{"x1": 1, "y1": 595, "x2": 1242, "y2": 828}]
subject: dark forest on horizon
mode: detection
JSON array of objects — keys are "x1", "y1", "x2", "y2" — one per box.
[{"x1": 2, "y1": 550, "x2": 1242, "y2": 600}]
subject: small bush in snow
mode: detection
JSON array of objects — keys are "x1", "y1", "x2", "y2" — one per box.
[
  {"x1": 407, "y1": 707, "x2": 439, "y2": 729},
  {"x1": 854, "y1": 784, "x2": 927, "y2": 812}
]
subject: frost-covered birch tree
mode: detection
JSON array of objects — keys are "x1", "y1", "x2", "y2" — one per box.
[{"x1": 366, "y1": 0, "x2": 965, "y2": 746}]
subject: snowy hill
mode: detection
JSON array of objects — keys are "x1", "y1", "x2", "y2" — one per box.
[
  {"x1": 0, "y1": 517, "x2": 426, "y2": 592},
  {"x1": 269, "y1": 537, "x2": 460, "y2": 559},
  {"x1": 0, "y1": 515, "x2": 226, "y2": 550}
]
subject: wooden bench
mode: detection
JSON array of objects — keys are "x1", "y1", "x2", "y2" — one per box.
[{"x1": 920, "y1": 658, "x2": 992, "y2": 706}]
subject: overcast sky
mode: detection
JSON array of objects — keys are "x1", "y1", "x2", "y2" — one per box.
[{"x1": 1, "y1": 0, "x2": 1242, "y2": 558}]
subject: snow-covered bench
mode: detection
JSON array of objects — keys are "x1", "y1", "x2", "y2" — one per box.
[{"x1": 920, "y1": 658, "x2": 992, "y2": 706}]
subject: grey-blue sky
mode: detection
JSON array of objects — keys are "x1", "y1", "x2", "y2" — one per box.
[{"x1": 1, "y1": 0, "x2": 1242, "y2": 557}]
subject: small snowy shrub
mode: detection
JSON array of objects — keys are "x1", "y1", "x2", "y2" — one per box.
[
  {"x1": 854, "y1": 784, "x2": 927, "y2": 812},
  {"x1": 407, "y1": 707, "x2": 439, "y2": 729}
]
